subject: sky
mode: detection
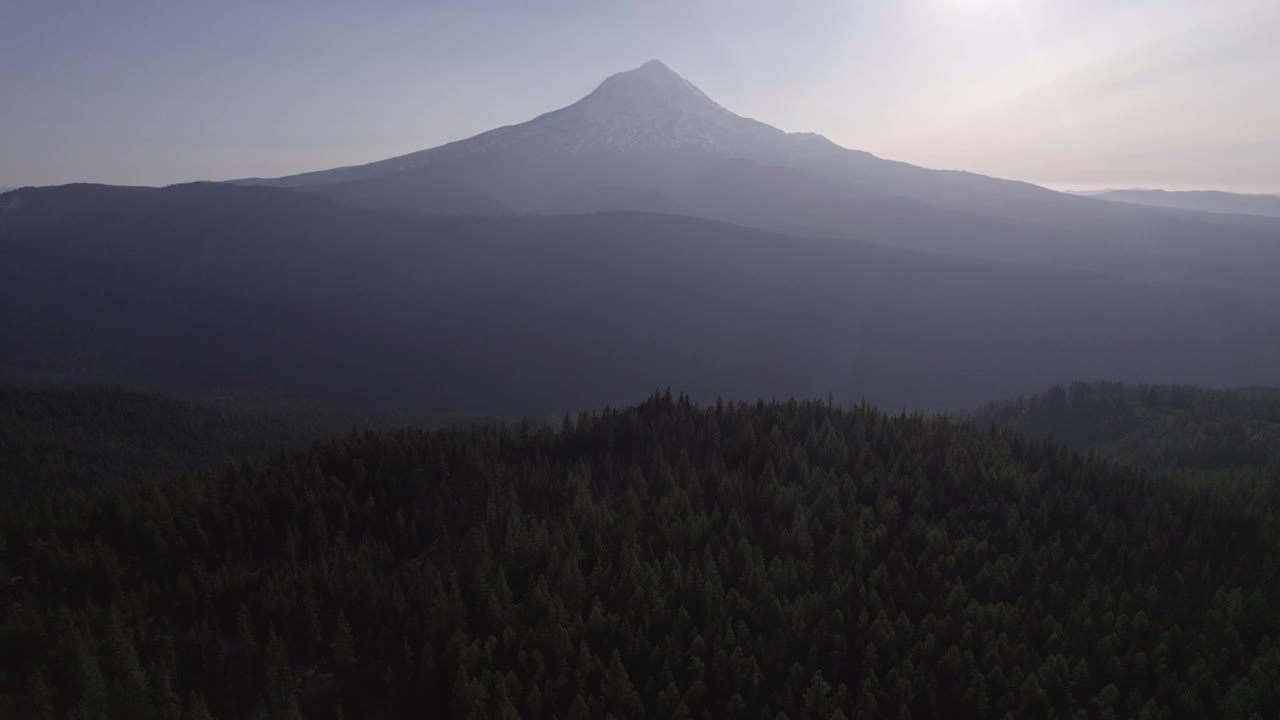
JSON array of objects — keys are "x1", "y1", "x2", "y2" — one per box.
[{"x1": 2, "y1": 0, "x2": 1278, "y2": 193}]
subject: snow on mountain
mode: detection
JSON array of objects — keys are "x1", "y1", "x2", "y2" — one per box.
[
  {"x1": 549, "y1": 59, "x2": 784, "y2": 152},
  {"x1": 233, "y1": 60, "x2": 1280, "y2": 305},
  {"x1": 244, "y1": 60, "x2": 840, "y2": 187}
]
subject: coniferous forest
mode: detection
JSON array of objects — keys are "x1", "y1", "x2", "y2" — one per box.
[
  {"x1": 976, "y1": 382, "x2": 1280, "y2": 475},
  {"x1": 0, "y1": 385, "x2": 382, "y2": 499},
  {"x1": 3, "y1": 388, "x2": 1280, "y2": 719}
]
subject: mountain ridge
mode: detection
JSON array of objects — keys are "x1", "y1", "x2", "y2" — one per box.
[
  {"x1": 5, "y1": 181, "x2": 1280, "y2": 416},
  {"x1": 230, "y1": 61, "x2": 1280, "y2": 303},
  {"x1": 234, "y1": 59, "x2": 859, "y2": 189},
  {"x1": 1077, "y1": 188, "x2": 1280, "y2": 218}
]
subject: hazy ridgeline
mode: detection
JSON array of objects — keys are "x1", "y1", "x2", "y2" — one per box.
[
  {"x1": 4, "y1": 182, "x2": 1280, "y2": 418},
  {"x1": 5, "y1": 62, "x2": 1280, "y2": 418}
]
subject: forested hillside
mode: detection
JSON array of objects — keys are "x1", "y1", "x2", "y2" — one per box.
[
  {"x1": 0, "y1": 385, "x2": 382, "y2": 497},
  {"x1": 4, "y1": 393, "x2": 1279, "y2": 719},
  {"x1": 974, "y1": 382, "x2": 1280, "y2": 472}
]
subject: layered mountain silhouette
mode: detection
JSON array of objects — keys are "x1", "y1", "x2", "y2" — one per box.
[
  {"x1": 1079, "y1": 188, "x2": 1280, "y2": 218},
  {"x1": 4, "y1": 61, "x2": 1280, "y2": 414},
  {"x1": 4, "y1": 181, "x2": 1280, "y2": 415},
  {"x1": 240, "y1": 61, "x2": 1280, "y2": 301}
]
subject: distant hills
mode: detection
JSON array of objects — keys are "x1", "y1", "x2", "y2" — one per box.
[
  {"x1": 1075, "y1": 188, "x2": 1280, "y2": 218},
  {"x1": 4, "y1": 61, "x2": 1280, "y2": 415},
  {"x1": 4, "y1": 182, "x2": 1280, "y2": 415}
]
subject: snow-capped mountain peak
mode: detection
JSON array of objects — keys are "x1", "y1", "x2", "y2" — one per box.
[
  {"x1": 581, "y1": 60, "x2": 723, "y2": 117},
  {"x1": 518, "y1": 59, "x2": 802, "y2": 155},
  {"x1": 248, "y1": 60, "x2": 837, "y2": 185}
]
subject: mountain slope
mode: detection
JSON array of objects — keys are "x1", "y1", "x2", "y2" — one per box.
[
  {"x1": 241, "y1": 61, "x2": 839, "y2": 187},
  {"x1": 1082, "y1": 189, "x2": 1280, "y2": 218},
  {"x1": 4, "y1": 182, "x2": 1280, "y2": 415},
  {"x1": 238, "y1": 61, "x2": 1280, "y2": 301}
]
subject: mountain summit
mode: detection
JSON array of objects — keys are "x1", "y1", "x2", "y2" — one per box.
[
  {"x1": 524, "y1": 59, "x2": 802, "y2": 156},
  {"x1": 571, "y1": 59, "x2": 750, "y2": 138},
  {"x1": 236, "y1": 61, "x2": 1280, "y2": 302},
  {"x1": 587, "y1": 59, "x2": 710, "y2": 108},
  {"x1": 242, "y1": 60, "x2": 829, "y2": 191}
]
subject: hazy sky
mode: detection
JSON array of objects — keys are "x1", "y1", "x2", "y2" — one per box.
[{"x1": 3, "y1": 0, "x2": 1278, "y2": 192}]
